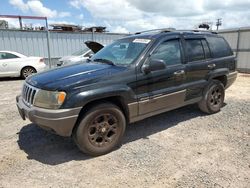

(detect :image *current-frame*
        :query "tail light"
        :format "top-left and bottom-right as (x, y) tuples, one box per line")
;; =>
(39, 58), (44, 63)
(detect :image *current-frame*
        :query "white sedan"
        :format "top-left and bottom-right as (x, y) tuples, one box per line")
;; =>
(0, 51), (46, 79)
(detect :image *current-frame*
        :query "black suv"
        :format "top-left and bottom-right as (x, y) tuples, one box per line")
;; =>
(16, 29), (237, 156)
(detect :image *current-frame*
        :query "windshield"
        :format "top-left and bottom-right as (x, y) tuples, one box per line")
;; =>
(91, 38), (151, 66)
(71, 46), (90, 56)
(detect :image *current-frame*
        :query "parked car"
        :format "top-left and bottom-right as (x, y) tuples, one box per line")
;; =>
(16, 29), (237, 156)
(57, 41), (104, 66)
(0, 51), (46, 78)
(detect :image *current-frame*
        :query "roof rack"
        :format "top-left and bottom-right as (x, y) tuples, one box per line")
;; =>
(192, 30), (218, 34)
(135, 28), (176, 35)
(177, 30), (218, 34)
(134, 28), (217, 35)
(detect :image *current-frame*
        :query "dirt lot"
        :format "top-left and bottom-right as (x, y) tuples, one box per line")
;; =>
(0, 74), (249, 188)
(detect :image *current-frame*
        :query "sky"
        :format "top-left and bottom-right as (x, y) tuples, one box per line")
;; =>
(0, 0), (250, 33)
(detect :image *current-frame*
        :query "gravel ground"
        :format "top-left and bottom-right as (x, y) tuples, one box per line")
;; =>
(0, 74), (249, 188)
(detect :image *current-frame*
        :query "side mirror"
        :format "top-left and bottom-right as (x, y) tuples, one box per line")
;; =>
(142, 59), (166, 74)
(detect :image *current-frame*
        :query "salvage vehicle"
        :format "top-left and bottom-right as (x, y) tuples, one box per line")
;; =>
(0, 51), (46, 78)
(16, 29), (237, 156)
(57, 41), (104, 66)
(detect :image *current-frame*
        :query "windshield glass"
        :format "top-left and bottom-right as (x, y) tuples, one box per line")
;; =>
(91, 38), (151, 66)
(71, 46), (90, 56)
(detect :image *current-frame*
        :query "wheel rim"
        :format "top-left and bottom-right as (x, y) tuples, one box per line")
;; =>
(209, 86), (223, 108)
(23, 68), (35, 78)
(87, 113), (119, 148)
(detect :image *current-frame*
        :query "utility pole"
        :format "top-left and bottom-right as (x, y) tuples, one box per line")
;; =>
(18, 16), (22, 30)
(216, 18), (222, 30)
(92, 27), (96, 41)
(45, 17), (52, 69)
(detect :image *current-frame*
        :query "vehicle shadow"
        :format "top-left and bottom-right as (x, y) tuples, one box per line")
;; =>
(17, 104), (207, 165)
(0, 77), (23, 81)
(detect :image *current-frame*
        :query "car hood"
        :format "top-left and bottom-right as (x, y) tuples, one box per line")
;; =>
(26, 63), (127, 91)
(59, 56), (76, 62)
(85, 41), (104, 53)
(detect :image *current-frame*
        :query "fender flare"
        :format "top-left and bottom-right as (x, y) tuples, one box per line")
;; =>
(207, 68), (229, 81)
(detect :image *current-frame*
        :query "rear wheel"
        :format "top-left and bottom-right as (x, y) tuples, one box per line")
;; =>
(198, 80), (225, 114)
(73, 103), (126, 156)
(21, 67), (36, 79)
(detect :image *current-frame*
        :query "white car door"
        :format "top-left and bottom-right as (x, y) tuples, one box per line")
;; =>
(0, 52), (21, 77)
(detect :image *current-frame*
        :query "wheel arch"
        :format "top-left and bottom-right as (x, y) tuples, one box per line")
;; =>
(212, 75), (227, 87)
(20, 66), (37, 77)
(207, 68), (229, 87)
(72, 96), (129, 136)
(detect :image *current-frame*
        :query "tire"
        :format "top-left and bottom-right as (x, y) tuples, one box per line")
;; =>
(73, 103), (126, 156)
(21, 67), (36, 79)
(198, 80), (225, 114)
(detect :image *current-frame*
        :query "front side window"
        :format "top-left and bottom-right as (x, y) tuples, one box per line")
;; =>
(185, 39), (205, 62)
(91, 38), (151, 66)
(84, 51), (94, 57)
(72, 48), (90, 56)
(150, 39), (182, 66)
(0, 52), (19, 59)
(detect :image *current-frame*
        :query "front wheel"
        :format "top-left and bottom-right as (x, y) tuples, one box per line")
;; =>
(73, 103), (126, 156)
(198, 80), (225, 114)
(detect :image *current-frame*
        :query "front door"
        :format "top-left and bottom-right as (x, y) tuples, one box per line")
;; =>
(0, 52), (20, 77)
(138, 38), (186, 115)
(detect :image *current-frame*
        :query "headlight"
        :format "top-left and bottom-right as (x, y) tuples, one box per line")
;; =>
(33, 90), (66, 109)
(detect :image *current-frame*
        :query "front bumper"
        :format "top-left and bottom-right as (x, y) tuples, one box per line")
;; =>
(16, 95), (81, 137)
(226, 71), (238, 89)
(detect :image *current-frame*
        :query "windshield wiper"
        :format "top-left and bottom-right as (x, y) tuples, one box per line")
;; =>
(93, 58), (115, 66)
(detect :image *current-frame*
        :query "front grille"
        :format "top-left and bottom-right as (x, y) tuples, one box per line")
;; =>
(22, 83), (38, 106)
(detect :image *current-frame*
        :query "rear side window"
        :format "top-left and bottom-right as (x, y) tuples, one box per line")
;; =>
(185, 39), (205, 62)
(206, 37), (233, 58)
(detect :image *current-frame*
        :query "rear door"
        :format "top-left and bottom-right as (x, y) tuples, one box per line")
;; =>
(138, 37), (186, 115)
(206, 36), (235, 71)
(183, 36), (213, 100)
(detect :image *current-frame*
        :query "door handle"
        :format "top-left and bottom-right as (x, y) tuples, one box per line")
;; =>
(3, 63), (7, 67)
(208, 64), (216, 69)
(174, 70), (185, 76)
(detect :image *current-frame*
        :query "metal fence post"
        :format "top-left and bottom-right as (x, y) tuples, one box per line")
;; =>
(45, 18), (52, 68)
(92, 27), (96, 41)
(236, 29), (241, 58)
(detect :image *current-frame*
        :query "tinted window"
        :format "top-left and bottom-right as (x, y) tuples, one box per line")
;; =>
(151, 40), (181, 66)
(0, 52), (19, 59)
(185, 39), (205, 62)
(207, 37), (233, 58)
(84, 51), (94, 57)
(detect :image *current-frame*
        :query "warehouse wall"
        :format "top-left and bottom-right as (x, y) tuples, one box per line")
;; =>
(218, 27), (250, 73)
(1, 29), (249, 72)
(0, 29), (125, 58)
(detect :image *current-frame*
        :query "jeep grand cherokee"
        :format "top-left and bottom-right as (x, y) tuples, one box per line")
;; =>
(16, 29), (237, 156)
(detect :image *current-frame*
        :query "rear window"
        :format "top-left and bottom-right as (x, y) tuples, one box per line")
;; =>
(0, 52), (19, 59)
(206, 37), (233, 58)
